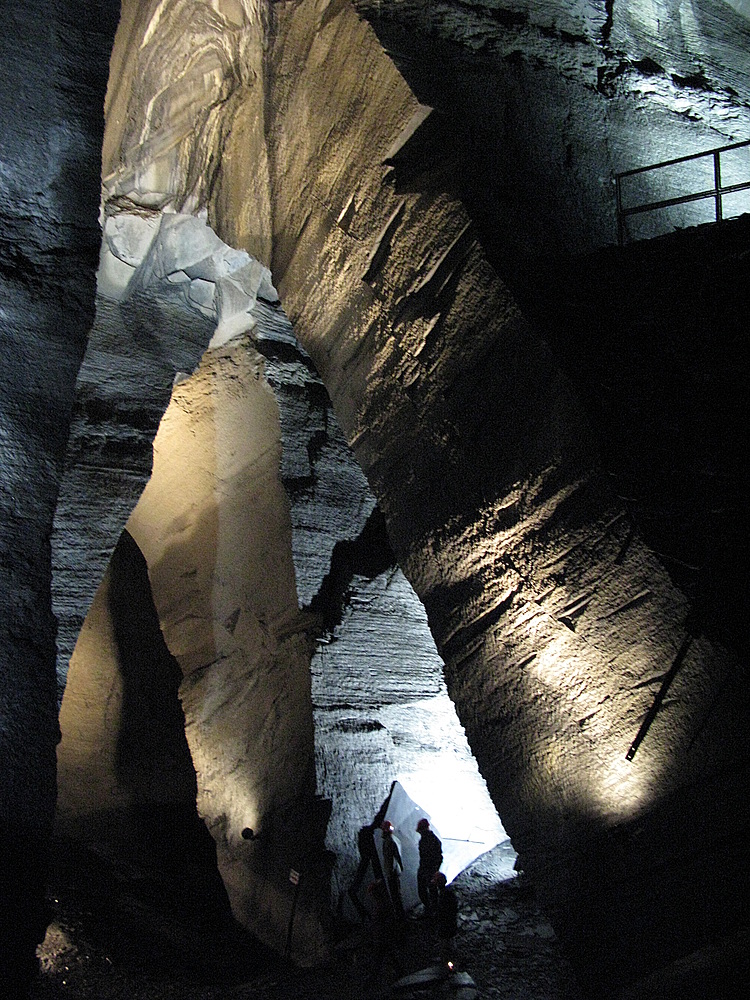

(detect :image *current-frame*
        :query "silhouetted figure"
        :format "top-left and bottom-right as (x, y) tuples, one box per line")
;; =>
(416, 817), (443, 918)
(432, 871), (458, 968)
(349, 821), (382, 920)
(380, 820), (405, 921)
(367, 878), (403, 976)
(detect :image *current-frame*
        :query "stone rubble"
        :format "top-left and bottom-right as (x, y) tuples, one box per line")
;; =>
(31, 842), (580, 1000)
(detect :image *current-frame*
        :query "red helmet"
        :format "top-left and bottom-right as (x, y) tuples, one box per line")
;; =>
(381, 820), (393, 833)
(416, 818), (430, 833)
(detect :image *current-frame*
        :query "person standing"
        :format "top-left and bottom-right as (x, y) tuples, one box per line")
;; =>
(380, 820), (405, 921)
(416, 817), (442, 918)
(349, 821), (382, 921)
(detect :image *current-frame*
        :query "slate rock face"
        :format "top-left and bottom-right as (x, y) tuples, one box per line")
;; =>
(56, 529), (199, 838)
(223, 0), (750, 988)
(6, 1), (750, 993)
(52, 289), (215, 699)
(57, 275), (506, 960)
(258, 304), (378, 611)
(0, 1), (119, 989)
(53, 209), (280, 697)
(353, 0), (750, 274)
(55, 277), (330, 962)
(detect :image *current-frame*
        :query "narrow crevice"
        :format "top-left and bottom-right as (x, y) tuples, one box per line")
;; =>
(306, 506), (395, 636)
(441, 587), (519, 661)
(597, 55), (665, 96)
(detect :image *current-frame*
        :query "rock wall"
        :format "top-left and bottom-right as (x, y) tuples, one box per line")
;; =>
(57, 275), (508, 959)
(0, 1), (118, 989)
(53, 210), (280, 697)
(353, 1), (750, 274)
(57, 529), (198, 836)
(124, 324), (330, 962)
(53, 0), (750, 988)
(56, 246), (331, 960)
(5, 0), (750, 993)
(312, 561), (511, 913)
(269, 323), (509, 908)
(52, 283), (216, 698)
(236, 0), (750, 989)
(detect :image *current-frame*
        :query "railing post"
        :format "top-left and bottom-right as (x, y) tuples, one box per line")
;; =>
(714, 149), (723, 222)
(615, 174), (624, 246)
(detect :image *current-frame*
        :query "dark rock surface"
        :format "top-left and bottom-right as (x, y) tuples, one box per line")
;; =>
(54, 275), (505, 961)
(354, 0), (750, 278)
(514, 212), (750, 662)
(256, 5), (750, 990)
(30, 842), (580, 1000)
(1, 1), (119, 989)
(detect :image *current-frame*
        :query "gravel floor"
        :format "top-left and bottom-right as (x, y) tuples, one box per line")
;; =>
(30, 842), (581, 1000)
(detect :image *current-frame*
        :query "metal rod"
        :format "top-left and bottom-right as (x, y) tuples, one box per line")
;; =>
(626, 634), (693, 761)
(714, 149), (723, 222)
(619, 178), (750, 219)
(614, 139), (750, 243)
(615, 138), (750, 180)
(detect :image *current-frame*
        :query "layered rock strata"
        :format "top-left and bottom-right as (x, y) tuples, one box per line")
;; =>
(64, 0), (750, 987)
(4, 0), (750, 993)
(244, 0), (750, 987)
(52, 288), (215, 698)
(53, 209), (279, 696)
(269, 326), (508, 903)
(57, 276), (507, 958)
(57, 281), (329, 961)
(353, 1), (750, 270)
(0, 1), (119, 989)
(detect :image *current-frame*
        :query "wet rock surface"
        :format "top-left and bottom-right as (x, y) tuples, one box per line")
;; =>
(31, 842), (580, 1000)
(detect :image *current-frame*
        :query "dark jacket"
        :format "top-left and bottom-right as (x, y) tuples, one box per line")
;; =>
(418, 829), (443, 873)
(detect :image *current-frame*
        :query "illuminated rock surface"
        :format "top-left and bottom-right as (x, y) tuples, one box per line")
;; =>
(245, 6), (750, 989)
(57, 286), (507, 960)
(3, 1), (750, 996)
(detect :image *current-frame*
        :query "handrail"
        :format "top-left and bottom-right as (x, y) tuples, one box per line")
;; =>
(615, 138), (750, 245)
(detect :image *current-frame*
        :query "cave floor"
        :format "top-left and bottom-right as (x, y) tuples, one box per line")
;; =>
(30, 843), (580, 1000)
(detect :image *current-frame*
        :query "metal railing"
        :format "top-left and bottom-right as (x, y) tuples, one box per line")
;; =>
(615, 138), (750, 245)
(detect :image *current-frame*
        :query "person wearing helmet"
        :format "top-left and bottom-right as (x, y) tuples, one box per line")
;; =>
(416, 817), (443, 918)
(380, 820), (405, 921)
